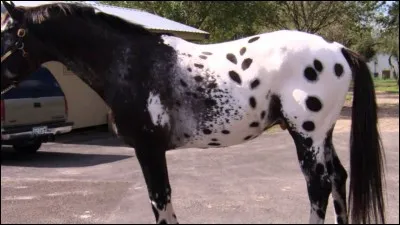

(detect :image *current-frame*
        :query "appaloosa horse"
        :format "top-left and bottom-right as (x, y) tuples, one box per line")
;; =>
(1, 1), (386, 224)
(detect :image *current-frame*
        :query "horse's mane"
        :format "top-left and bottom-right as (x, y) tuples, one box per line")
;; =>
(20, 2), (153, 36)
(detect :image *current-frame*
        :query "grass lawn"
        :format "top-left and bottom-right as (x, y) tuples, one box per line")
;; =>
(373, 78), (399, 94)
(346, 78), (399, 101)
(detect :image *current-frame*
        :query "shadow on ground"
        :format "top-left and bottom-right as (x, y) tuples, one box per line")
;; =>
(0, 146), (132, 168)
(51, 125), (127, 147)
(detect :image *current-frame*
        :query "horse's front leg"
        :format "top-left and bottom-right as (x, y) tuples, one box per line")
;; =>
(135, 144), (178, 224)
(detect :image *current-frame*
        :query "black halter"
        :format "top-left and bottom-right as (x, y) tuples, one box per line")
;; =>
(1, 27), (28, 95)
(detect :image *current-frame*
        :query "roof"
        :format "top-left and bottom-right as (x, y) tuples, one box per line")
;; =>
(3, 1), (209, 40)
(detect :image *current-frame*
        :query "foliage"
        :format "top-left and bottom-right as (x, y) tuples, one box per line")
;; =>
(100, 1), (395, 63)
(376, 1), (399, 86)
(101, 1), (272, 43)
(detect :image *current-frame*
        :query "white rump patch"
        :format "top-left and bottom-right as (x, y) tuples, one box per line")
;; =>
(147, 92), (170, 127)
(292, 89), (308, 110)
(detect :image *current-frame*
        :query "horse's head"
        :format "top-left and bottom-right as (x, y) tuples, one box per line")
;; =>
(1, 1), (48, 93)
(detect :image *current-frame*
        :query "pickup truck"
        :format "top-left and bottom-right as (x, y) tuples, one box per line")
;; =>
(1, 66), (73, 153)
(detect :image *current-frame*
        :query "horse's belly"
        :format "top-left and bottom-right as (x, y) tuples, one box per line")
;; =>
(171, 95), (274, 149)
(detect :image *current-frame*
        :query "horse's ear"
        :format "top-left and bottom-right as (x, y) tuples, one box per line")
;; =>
(2, 1), (24, 21)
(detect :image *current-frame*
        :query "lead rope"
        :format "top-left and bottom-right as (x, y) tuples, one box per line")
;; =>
(1, 29), (27, 95)
(1, 84), (15, 95)
(1, 48), (18, 95)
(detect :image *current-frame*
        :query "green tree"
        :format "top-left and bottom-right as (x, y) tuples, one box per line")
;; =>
(377, 1), (399, 86)
(101, 1), (272, 43)
(100, 1), (390, 63)
(261, 1), (386, 61)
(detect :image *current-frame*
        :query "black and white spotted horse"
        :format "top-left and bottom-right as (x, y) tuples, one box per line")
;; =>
(1, 2), (386, 224)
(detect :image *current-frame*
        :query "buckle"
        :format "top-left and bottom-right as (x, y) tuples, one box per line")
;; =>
(17, 29), (26, 38)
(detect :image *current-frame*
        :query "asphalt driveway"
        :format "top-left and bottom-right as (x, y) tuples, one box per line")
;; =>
(1, 122), (399, 224)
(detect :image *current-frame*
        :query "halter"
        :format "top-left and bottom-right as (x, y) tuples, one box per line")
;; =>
(1, 27), (28, 95)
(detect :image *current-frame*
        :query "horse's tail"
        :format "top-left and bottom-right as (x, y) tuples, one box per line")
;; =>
(341, 48), (386, 224)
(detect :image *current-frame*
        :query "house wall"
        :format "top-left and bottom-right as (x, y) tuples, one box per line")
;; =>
(42, 61), (109, 129)
(367, 53), (399, 79)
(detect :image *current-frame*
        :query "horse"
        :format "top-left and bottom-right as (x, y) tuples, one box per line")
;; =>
(1, 1), (386, 224)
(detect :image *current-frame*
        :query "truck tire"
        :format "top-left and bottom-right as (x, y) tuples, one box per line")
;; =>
(13, 139), (42, 153)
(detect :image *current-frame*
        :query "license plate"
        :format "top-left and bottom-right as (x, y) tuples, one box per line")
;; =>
(32, 126), (48, 135)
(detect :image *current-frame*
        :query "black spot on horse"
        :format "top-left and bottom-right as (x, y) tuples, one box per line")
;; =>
(313, 59), (323, 72)
(197, 87), (205, 92)
(334, 63), (344, 77)
(250, 79), (260, 89)
(205, 98), (217, 107)
(222, 130), (230, 134)
(226, 53), (237, 64)
(337, 216), (344, 224)
(333, 200), (342, 215)
(317, 209), (325, 219)
(304, 137), (313, 148)
(302, 121), (315, 132)
(159, 219), (167, 224)
(194, 76), (203, 82)
(240, 47), (246, 55)
(228, 71), (242, 85)
(184, 133), (190, 138)
(306, 96), (323, 112)
(304, 67), (318, 81)
(242, 58), (253, 71)
(248, 36), (260, 43)
(316, 163), (325, 175)
(203, 129), (212, 135)
(180, 79), (188, 87)
(244, 135), (253, 140)
(250, 122), (259, 127)
(199, 55), (207, 60)
(327, 161), (333, 175)
(194, 63), (204, 69)
(260, 111), (266, 119)
(208, 142), (221, 146)
(187, 67), (192, 72)
(211, 138), (218, 141)
(202, 52), (212, 55)
(249, 97), (257, 108)
(175, 101), (181, 107)
(207, 82), (217, 89)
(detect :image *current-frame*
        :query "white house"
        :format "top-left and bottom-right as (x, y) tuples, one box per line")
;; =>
(367, 53), (399, 79)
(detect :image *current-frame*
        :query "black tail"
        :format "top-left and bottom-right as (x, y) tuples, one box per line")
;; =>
(341, 48), (386, 224)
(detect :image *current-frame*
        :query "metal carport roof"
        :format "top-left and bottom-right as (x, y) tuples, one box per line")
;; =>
(2, 1), (210, 41)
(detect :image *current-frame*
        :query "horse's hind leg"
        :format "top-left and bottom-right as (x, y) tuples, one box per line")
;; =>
(325, 128), (348, 224)
(285, 124), (332, 223)
(134, 142), (178, 224)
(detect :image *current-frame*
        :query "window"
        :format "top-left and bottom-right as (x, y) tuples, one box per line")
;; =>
(2, 67), (64, 99)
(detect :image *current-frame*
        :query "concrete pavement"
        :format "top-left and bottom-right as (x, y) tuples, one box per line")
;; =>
(1, 126), (398, 224)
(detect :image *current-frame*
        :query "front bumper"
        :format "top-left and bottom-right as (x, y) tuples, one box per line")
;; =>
(1, 122), (74, 143)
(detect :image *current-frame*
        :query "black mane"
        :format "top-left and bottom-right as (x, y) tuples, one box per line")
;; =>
(20, 2), (153, 36)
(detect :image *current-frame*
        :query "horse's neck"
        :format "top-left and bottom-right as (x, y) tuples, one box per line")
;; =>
(37, 21), (126, 98)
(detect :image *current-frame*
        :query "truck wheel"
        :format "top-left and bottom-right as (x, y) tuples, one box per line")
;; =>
(13, 140), (42, 153)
